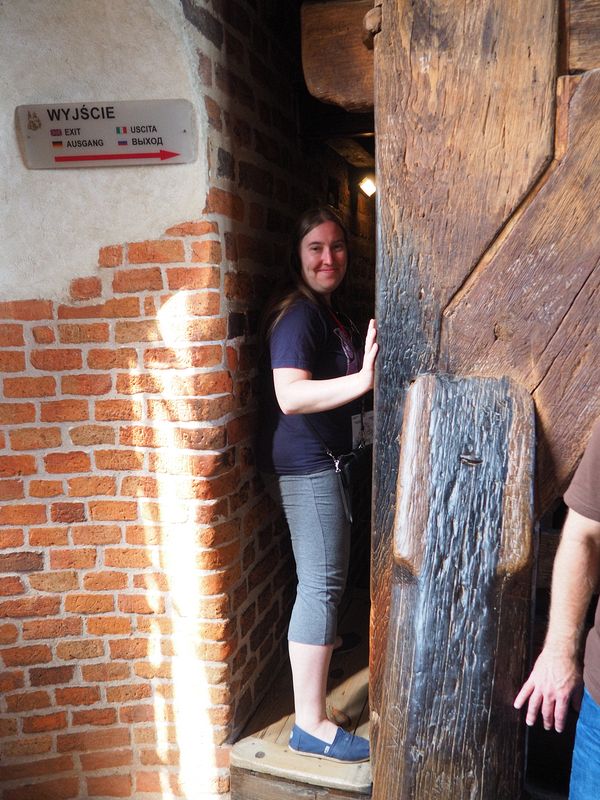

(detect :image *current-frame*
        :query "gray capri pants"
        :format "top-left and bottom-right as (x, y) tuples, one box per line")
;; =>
(268, 468), (351, 645)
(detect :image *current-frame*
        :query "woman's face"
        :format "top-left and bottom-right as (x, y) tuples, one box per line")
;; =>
(299, 220), (347, 302)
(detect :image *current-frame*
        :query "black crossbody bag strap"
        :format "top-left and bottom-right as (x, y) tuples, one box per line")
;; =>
(302, 402), (365, 474)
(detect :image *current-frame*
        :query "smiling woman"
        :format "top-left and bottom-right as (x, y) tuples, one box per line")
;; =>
(257, 207), (378, 764)
(299, 220), (348, 300)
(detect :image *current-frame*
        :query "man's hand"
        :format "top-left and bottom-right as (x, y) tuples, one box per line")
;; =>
(514, 647), (583, 732)
(514, 509), (600, 733)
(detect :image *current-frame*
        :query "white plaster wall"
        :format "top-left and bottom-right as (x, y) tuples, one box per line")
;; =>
(0, 0), (207, 301)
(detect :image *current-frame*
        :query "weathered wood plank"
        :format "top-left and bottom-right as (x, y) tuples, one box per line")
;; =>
(301, 1), (374, 113)
(533, 271), (600, 512)
(231, 767), (371, 800)
(372, 375), (535, 800)
(568, 0), (600, 71)
(232, 737), (371, 795)
(442, 70), (600, 513)
(375, 0), (557, 369)
(371, 0), (557, 750)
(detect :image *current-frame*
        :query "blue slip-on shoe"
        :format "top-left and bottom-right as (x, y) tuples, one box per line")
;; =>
(289, 724), (370, 763)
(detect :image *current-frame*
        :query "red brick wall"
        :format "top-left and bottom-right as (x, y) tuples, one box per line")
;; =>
(0, 3), (375, 799)
(0, 220), (241, 798)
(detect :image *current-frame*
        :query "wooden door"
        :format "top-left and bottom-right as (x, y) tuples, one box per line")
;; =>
(370, 0), (600, 795)
(301, 1), (600, 795)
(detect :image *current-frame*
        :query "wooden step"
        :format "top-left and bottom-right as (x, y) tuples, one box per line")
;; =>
(231, 592), (372, 799)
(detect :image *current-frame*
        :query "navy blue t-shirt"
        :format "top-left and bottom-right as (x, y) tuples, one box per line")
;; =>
(258, 299), (363, 475)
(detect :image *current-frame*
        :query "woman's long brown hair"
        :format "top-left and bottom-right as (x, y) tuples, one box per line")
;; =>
(261, 206), (349, 341)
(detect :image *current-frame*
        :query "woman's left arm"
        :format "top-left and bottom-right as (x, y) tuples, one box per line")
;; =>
(273, 318), (378, 415)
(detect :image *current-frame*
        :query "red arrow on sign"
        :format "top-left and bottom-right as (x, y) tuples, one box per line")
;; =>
(54, 149), (180, 163)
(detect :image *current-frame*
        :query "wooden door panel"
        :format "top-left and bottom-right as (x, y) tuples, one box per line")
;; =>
(371, 0), (557, 740)
(568, 0), (600, 71)
(375, 0), (557, 360)
(534, 267), (600, 511)
(443, 69), (600, 514)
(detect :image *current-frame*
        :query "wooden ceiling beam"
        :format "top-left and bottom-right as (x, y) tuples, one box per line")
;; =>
(301, 0), (375, 113)
(298, 91), (374, 139)
(325, 137), (375, 168)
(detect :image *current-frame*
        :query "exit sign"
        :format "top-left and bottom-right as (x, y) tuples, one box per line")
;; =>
(16, 99), (197, 169)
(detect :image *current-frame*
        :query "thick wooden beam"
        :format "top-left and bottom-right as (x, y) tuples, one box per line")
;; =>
(301, 1), (374, 113)
(568, 0), (600, 71)
(298, 92), (374, 140)
(373, 375), (535, 800)
(442, 70), (600, 513)
(371, 0), (557, 749)
(326, 138), (375, 168)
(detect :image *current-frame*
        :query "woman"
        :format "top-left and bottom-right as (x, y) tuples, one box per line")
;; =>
(258, 207), (378, 763)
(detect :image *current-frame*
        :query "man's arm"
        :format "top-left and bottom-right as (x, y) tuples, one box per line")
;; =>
(513, 509), (600, 732)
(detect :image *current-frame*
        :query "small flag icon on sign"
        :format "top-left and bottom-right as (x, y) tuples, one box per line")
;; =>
(116, 126), (127, 134)
(52, 141), (63, 148)
(118, 140), (128, 146)
(50, 129), (62, 136)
